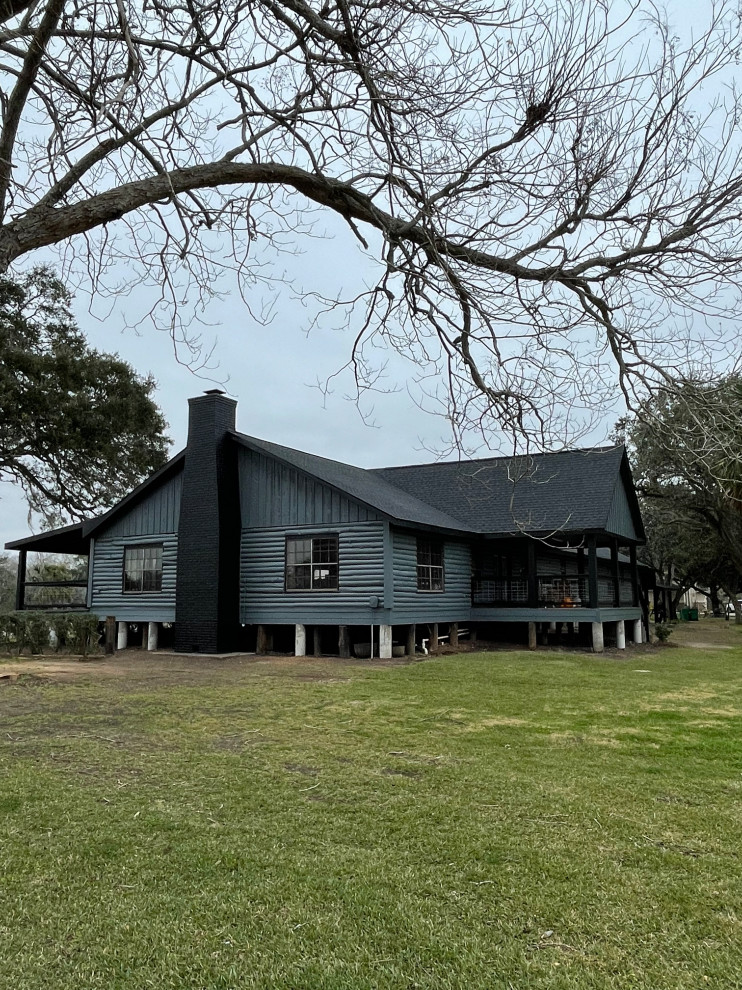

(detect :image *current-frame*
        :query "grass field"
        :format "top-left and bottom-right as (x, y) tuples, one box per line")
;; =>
(1, 621), (742, 988)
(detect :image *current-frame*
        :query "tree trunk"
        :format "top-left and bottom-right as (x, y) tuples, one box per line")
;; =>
(669, 586), (682, 621)
(709, 585), (722, 617)
(721, 584), (742, 624)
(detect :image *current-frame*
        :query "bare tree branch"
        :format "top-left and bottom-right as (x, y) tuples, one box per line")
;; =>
(0, 0), (741, 447)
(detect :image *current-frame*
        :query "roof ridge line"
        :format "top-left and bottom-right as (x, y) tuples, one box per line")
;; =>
(372, 444), (624, 473)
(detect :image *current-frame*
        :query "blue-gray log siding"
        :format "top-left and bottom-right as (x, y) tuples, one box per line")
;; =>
(87, 472), (182, 620)
(606, 476), (639, 541)
(240, 521), (385, 624)
(89, 534), (178, 621)
(390, 529), (471, 624)
(239, 448), (380, 528)
(97, 471), (182, 539)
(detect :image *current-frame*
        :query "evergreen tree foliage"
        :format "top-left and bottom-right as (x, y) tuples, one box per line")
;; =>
(0, 267), (169, 519)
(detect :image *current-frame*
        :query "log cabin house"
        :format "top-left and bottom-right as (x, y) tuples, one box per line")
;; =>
(6, 391), (651, 656)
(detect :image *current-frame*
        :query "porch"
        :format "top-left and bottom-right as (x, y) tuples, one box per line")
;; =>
(471, 535), (642, 609)
(469, 534), (649, 649)
(7, 523), (91, 612)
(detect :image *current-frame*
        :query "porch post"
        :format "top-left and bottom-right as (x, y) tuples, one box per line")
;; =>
(629, 546), (639, 606)
(577, 546), (586, 605)
(587, 536), (599, 608)
(527, 540), (538, 607)
(611, 540), (620, 607)
(15, 549), (27, 611)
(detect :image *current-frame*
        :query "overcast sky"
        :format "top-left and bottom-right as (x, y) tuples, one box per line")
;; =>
(1, 212), (623, 553)
(0, 218), (573, 551)
(0, 0), (718, 554)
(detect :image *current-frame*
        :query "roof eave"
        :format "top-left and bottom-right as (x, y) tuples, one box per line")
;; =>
(5, 521), (89, 555)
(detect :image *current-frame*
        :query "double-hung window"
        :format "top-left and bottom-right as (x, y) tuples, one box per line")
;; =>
(123, 544), (163, 593)
(417, 539), (444, 591)
(286, 534), (339, 591)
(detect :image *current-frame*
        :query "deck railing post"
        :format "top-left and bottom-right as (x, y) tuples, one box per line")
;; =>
(611, 540), (620, 607)
(629, 546), (639, 607)
(587, 537), (599, 608)
(527, 541), (538, 607)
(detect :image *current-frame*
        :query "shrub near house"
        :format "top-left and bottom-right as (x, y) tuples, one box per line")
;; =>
(0, 612), (100, 656)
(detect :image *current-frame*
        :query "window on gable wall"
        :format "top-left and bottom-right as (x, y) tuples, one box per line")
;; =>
(285, 534), (339, 591)
(123, 544), (163, 593)
(417, 538), (444, 591)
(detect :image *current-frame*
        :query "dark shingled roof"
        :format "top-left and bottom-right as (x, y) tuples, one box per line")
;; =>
(6, 433), (641, 554)
(231, 432), (468, 532)
(234, 433), (640, 539)
(371, 446), (632, 536)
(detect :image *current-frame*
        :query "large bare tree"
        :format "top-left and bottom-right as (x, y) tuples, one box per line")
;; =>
(0, 0), (741, 447)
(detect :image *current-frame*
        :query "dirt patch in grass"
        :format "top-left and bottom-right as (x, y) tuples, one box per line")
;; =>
(0, 649), (385, 689)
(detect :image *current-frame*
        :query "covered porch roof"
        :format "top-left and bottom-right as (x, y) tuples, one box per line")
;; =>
(4, 521), (91, 556)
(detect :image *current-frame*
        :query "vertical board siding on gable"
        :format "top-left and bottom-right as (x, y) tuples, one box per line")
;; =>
(606, 477), (638, 542)
(89, 472), (182, 621)
(240, 521), (385, 624)
(98, 472), (182, 538)
(238, 448), (379, 528)
(89, 534), (177, 621)
(391, 528), (471, 623)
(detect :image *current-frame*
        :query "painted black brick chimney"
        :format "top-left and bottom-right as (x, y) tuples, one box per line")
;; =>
(174, 391), (241, 653)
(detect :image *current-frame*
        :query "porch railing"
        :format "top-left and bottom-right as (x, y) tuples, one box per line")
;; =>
(472, 575), (628, 608)
(21, 581), (88, 610)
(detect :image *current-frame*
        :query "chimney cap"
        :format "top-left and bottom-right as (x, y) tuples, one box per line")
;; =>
(203, 388), (226, 396)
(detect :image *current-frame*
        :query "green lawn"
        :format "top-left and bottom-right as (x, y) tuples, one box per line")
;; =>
(2, 626), (742, 988)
